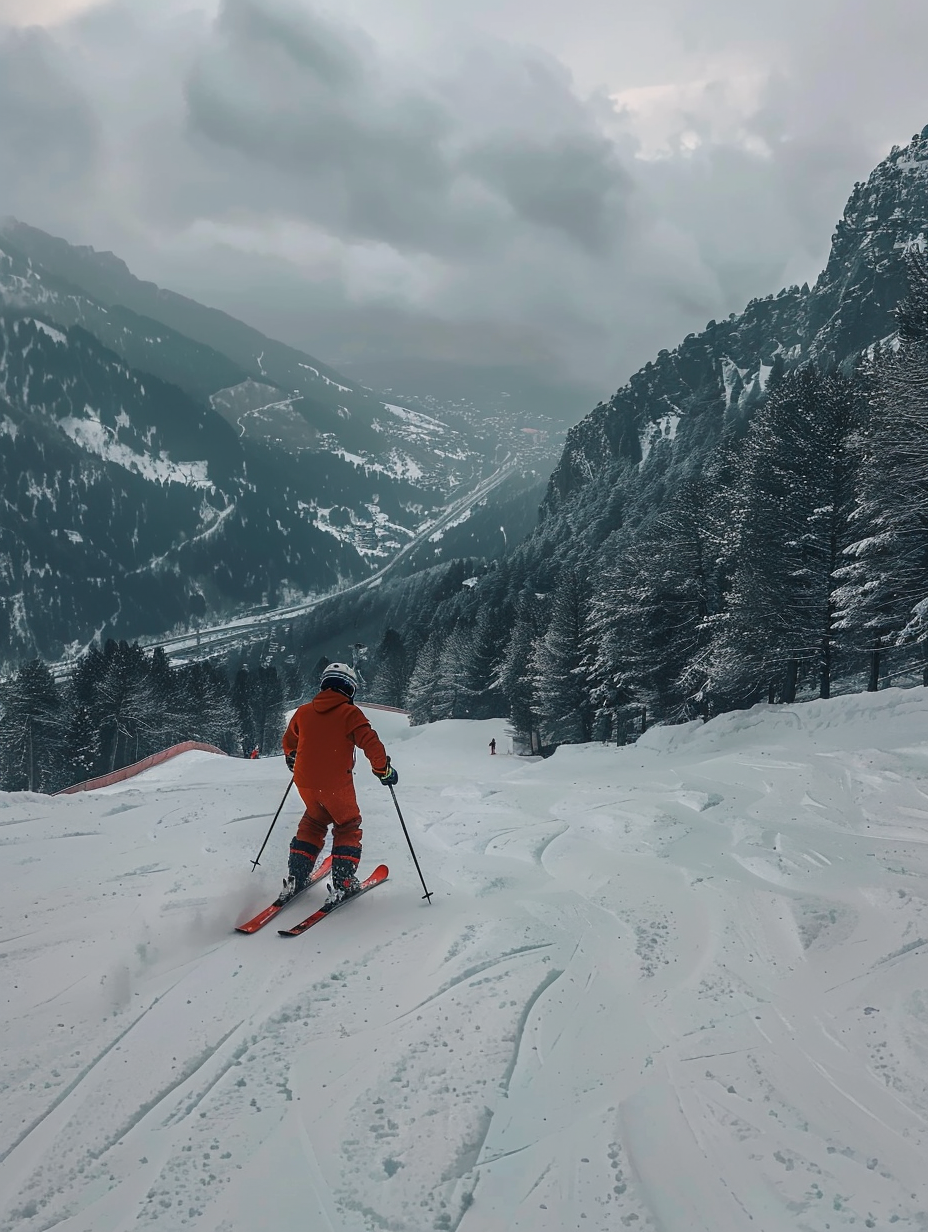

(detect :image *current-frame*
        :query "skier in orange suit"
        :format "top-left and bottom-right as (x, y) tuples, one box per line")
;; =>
(278, 663), (397, 906)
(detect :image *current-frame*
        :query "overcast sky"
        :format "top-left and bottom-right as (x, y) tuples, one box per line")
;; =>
(1, 0), (927, 395)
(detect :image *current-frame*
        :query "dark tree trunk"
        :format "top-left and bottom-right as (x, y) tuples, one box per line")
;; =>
(868, 644), (881, 693)
(783, 659), (799, 704)
(26, 716), (35, 793)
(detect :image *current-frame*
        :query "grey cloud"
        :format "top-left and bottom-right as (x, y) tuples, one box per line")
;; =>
(464, 132), (631, 252)
(0, 26), (99, 219)
(184, 0), (462, 252)
(218, 0), (363, 89)
(8, 0), (928, 392)
(183, 1), (636, 262)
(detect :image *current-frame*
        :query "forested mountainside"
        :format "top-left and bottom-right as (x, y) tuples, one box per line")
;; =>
(310, 126), (928, 745)
(0, 221), (484, 482)
(0, 226), (555, 661)
(1, 218), (393, 454)
(0, 316), (417, 658)
(549, 125), (928, 506)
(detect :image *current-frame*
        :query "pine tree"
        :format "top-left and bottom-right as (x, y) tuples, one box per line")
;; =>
(496, 600), (543, 753)
(533, 569), (594, 744)
(460, 583), (512, 719)
(283, 655), (305, 705)
(95, 641), (158, 771)
(231, 666), (257, 755)
(177, 661), (239, 751)
(404, 631), (443, 725)
(0, 659), (65, 792)
(589, 476), (721, 725)
(836, 254), (928, 682)
(63, 703), (99, 786)
(66, 646), (108, 779)
(369, 629), (407, 706)
(252, 664), (285, 755)
(432, 624), (473, 720)
(145, 647), (178, 755)
(707, 366), (862, 705)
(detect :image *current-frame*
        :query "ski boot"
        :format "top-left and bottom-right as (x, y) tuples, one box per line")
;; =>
(325, 851), (362, 906)
(274, 842), (318, 906)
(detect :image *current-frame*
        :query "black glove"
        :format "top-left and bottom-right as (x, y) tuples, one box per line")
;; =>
(285, 750), (297, 772)
(374, 757), (398, 787)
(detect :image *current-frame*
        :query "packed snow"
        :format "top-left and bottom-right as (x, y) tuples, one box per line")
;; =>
(4, 690), (928, 1231)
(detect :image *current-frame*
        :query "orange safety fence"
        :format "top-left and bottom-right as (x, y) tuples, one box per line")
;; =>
(55, 741), (229, 795)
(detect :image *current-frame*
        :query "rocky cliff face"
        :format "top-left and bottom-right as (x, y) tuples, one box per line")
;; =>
(547, 125), (928, 508)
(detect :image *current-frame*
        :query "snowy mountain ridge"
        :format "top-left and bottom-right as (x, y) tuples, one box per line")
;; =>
(4, 690), (928, 1230)
(0, 218), (484, 492)
(548, 124), (928, 506)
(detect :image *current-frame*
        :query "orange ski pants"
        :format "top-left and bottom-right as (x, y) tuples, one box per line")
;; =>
(291, 786), (363, 866)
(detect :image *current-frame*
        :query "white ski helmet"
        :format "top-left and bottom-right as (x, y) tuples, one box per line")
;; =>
(320, 662), (359, 699)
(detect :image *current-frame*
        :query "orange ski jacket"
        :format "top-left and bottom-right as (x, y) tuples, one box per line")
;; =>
(282, 690), (389, 795)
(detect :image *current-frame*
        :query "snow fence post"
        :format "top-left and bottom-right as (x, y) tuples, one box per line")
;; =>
(388, 784), (433, 904)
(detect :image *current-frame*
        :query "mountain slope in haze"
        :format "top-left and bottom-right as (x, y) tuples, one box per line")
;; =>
(0, 226), (556, 660)
(0, 220), (483, 487)
(547, 124), (928, 507)
(0, 315), (413, 657)
(3, 692), (928, 1230)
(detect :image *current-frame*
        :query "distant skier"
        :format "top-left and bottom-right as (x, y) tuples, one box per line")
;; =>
(249, 746), (260, 760)
(489, 738), (496, 755)
(278, 663), (397, 906)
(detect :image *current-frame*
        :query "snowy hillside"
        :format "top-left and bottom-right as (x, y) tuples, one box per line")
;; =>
(4, 692), (928, 1231)
(0, 222), (554, 659)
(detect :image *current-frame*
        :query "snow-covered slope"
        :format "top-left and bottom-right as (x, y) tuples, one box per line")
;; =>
(4, 692), (928, 1231)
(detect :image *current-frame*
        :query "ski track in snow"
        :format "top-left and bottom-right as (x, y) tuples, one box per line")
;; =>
(4, 695), (928, 1229)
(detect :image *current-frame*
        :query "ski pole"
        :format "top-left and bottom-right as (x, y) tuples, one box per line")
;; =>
(250, 777), (294, 870)
(388, 785), (433, 904)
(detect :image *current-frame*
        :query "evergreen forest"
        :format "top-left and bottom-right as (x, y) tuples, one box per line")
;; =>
(0, 641), (286, 793)
(348, 252), (928, 750)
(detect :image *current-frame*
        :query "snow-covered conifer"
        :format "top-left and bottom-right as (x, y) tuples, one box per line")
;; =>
(404, 632), (443, 725)
(589, 476), (721, 725)
(369, 629), (408, 707)
(95, 640), (159, 772)
(708, 367), (862, 704)
(0, 659), (65, 792)
(533, 570), (594, 744)
(495, 600), (542, 753)
(836, 253), (928, 681)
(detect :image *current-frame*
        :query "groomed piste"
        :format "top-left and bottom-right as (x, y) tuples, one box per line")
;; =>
(3, 692), (928, 1231)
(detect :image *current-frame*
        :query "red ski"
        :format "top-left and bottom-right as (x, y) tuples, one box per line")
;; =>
(235, 855), (333, 934)
(278, 865), (389, 936)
